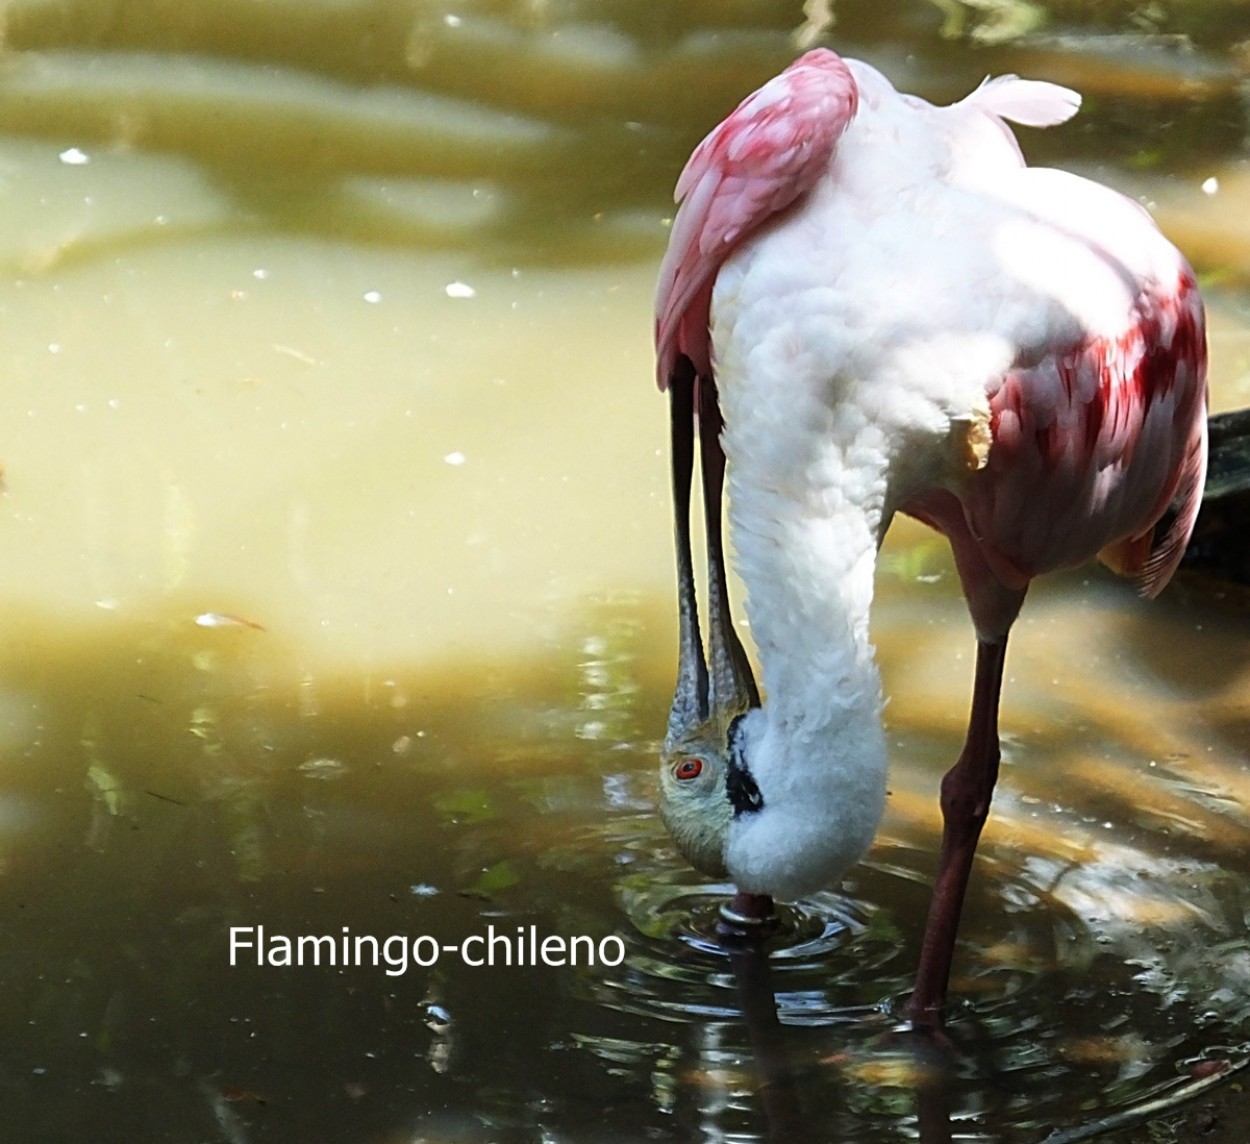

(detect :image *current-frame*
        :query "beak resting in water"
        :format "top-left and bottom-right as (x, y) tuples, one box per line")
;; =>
(660, 356), (772, 928)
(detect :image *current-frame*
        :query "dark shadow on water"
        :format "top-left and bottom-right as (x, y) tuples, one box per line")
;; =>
(0, 592), (1248, 1141)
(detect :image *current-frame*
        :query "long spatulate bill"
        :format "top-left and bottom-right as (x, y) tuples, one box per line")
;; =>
(697, 375), (759, 723)
(665, 356), (710, 753)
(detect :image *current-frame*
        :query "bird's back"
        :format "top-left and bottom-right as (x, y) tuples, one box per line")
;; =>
(702, 59), (1208, 599)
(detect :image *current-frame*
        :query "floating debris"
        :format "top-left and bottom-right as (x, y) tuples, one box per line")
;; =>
(194, 612), (266, 631)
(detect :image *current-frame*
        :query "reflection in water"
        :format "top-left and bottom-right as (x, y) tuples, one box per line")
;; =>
(0, 1), (1249, 1141)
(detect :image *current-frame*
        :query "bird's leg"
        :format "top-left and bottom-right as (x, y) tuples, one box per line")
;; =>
(718, 889), (778, 934)
(907, 636), (1008, 1027)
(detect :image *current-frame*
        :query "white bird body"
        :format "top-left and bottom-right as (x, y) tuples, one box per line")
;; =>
(655, 49), (1207, 1012)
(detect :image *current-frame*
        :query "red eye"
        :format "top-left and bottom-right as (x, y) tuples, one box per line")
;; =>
(675, 757), (703, 780)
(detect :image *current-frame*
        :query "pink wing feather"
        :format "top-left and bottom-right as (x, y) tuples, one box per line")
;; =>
(968, 269), (1209, 599)
(654, 49), (859, 389)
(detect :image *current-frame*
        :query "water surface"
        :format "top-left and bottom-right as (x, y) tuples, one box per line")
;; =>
(2, 2), (1250, 1141)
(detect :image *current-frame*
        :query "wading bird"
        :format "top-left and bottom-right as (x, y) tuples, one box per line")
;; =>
(654, 48), (1208, 1027)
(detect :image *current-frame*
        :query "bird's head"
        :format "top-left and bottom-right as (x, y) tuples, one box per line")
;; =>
(662, 697), (887, 903)
(660, 705), (771, 880)
(655, 735), (730, 875)
(658, 733), (733, 878)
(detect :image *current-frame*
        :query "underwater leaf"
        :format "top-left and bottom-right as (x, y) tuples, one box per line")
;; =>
(466, 859), (521, 898)
(86, 763), (124, 816)
(188, 704), (224, 756)
(434, 788), (498, 825)
(930, 0), (1045, 44)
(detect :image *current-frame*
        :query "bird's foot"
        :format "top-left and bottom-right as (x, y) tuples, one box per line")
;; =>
(716, 891), (777, 940)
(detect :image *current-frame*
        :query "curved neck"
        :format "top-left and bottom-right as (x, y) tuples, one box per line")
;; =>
(716, 421), (893, 898)
(724, 423), (889, 744)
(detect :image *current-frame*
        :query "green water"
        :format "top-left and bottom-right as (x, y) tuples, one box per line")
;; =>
(1, 2), (1249, 1141)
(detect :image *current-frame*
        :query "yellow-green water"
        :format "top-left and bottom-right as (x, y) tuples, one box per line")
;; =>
(2, 2), (1250, 1141)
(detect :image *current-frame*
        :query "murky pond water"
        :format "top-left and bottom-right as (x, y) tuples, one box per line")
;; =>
(2, 2), (1250, 1141)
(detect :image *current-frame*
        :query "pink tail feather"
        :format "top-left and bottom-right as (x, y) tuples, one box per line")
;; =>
(1140, 413), (1208, 597)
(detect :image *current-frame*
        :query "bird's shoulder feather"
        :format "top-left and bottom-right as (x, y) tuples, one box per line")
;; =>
(654, 49), (858, 388)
